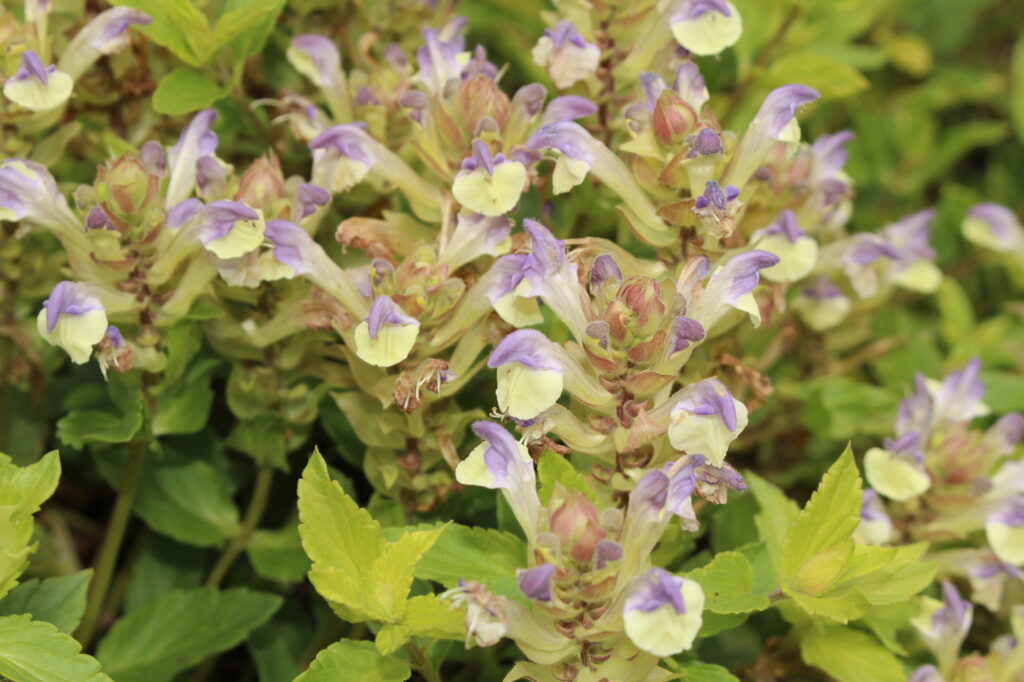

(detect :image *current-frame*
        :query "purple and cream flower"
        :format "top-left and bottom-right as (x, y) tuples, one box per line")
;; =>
(882, 209), (941, 293)
(517, 563), (556, 602)
(452, 140), (527, 217)
(986, 496), (1024, 566)
(687, 249), (779, 333)
(669, 0), (743, 56)
(36, 281), (109, 364)
(694, 459), (747, 504)
(415, 18), (470, 94)
(353, 295), (420, 367)
(481, 254), (545, 328)
(438, 213), (511, 269)
(792, 277), (851, 332)
(0, 158), (74, 228)
(864, 432), (931, 502)
(669, 379), (748, 466)
(196, 200), (265, 259)
(57, 8), (151, 80)
(912, 581), (973, 675)
(3, 50), (72, 112)
(750, 210), (818, 282)
(531, 20), (600, 89)
(692, 180), (741, 238)
(488, 329), (564, 420)
(296, 183), (330, 219)
(518, 219), (590, 337)
(963, 203), (1024, 254)
(166, 109), (221, 207)
(455, 421), (541, 540)
(287, 35), (352, 122)
(855, 489), (895, 545)
(622, 568), (705, 656)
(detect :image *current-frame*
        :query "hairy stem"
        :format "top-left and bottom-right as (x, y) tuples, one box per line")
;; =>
(404, 640), (442, 682)
(75, 437), (148, 648)
(204, 464), (275, 588)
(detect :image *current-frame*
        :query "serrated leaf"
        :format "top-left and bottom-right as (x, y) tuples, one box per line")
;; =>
(800, 623), (904, 682)
(685, 552), (770, 614)
(0, 615), (111, 682)
(1013, 34), (1024, 143)
(110, 0), (214, 66)
(858, 602), (919, 656)
(246, 523), (310, 584)
(764, 51), (869, 100)
(746, 471), (798, 579)
(213, 0), (286, 60)
(782, 446), (861, 594)
(152, 69), (226, 116)
(0, 452), (61, 601)
(295, 639), (410, 682)
(0, 571), (91, 634)
(370, 527), (446, 618)
(677, 660), (740, 680)
(95, 588), (281, 682)
(150, 358), (219, 436)
(374, 624), (407, 656)
(401, 594), (464, 638)
(537, 450), (595, 504)
(788, 586), (870, 624)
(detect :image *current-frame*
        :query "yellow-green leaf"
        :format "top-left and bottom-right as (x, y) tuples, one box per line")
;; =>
(686, 552), (771, 614)
(800, 623), (905, 682)
(370, 526), (447, 619)
(764, 51), (869, 100)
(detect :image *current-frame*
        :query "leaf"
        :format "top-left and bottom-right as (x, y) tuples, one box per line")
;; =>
(800, 623), (905, 682)
(295, 639), (410, 682)
(936, 277), (975, 345)
(685, 552), (770, 614)
(782, 446), (861, 595)
(56, 378), (143, 449)
(385, 523), (525, 598)
(537, 450), (595, 504)
(764, 51), (869, 100)
(371, 527), (447, 618)
(95, 588), (281, 682)
(0, 571), (92, 634)
(110, 0), (214, 66)
(859, 601), (919, 656)
(152, 68), (226, 116)
(849, 546), (936, 606)
(151, 358), (219, 436)
(213, 0), (287, 61)
(226, 419), (289, 470)
(248, 610), (311, 682)
(0, 452), (61, 601)
(746, 471), (799, 581)
(677, 660), (740, 681)
(399, 594), (464, 640)
(1013, 33), (1024, 143)
(122, 536), (204, 612)
(0, 615), (111, 682)
(246, 523), (311, 584)
(788, 587), (870, 623)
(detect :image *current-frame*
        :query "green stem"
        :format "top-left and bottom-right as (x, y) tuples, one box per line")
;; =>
(404, 641), (442, 682)
(204, 465), (274, 588)
(75, 438), (148, 648)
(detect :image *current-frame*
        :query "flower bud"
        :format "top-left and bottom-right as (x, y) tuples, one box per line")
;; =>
(549, 490), (606, 564)
(235, 155), (285, 210)
(653, 91), (698, 146)
(96, 153), (161, 219)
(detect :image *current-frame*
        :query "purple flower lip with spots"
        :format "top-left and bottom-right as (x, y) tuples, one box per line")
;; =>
(545, 19), (588, 48)
(802, 277), (843, 300)
(199, 200), (259, 244)
(672, 379), (738, 430)
(86, 206), (116, 231)
(12, 51), (54, 85)
(364, 295), (418, 340)
(989, 496), (1024, 528)
(670, 316), (705, 353)
(694, 181), (739, 211)
(487, 329), (562, 372)
(517, 563), (556, 601)
(42, 281), (103, 333)
(309, 123), (374, 166)
(687, 128), (723, 157)
(755, 210), (805, 243)
(460, 140), (509, 175)
(297, 183), (330, 218)
(625, 568), (687, 614)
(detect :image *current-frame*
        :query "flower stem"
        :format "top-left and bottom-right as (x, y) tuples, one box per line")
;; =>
(75, 437), (148, 648)
(404, 640), (442, 682)
(204, 464), (275, 588)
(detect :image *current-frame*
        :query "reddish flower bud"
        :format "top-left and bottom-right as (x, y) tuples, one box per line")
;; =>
(550, 491), (606, 564)
(653, 91), (698, 146)
(235, 154), (285, 210)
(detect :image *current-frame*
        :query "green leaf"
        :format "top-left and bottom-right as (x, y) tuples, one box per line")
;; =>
(858, 601), (919, 655)
(246, 523), (311, 584)
(677, 660), (740, 681)
(788, 587), (870, 623)
(122, 536), (203, 612)
(152, 68), (226, 116)
(764, 51), (869, 100)
(213, 0), (287, 61)
(0, 571), (92, 634)
(800, 623), (905, 682)
(295, 639), (410, 682)
(848, 544), (936, 605)
(248, 610), (311, 682)
(0, 452), (61, 601)
(151, 358), (219, 436)
(95, 588), (281, 682)
(56, 378), (143, 449)
(537, 450), (595, 504)
(370, 526), (447, 618)
(110, 0), (214, 66)
(0, 615), (111, 682)
(782, 446), (861, 596)
(746, 471), (799, 582)
(936, 277), (976, 345)
(1013, 33), (1024, 143)
(685, 552), (770, 614)
(385, 523), (525, 598)
(226, 419), (289, 470)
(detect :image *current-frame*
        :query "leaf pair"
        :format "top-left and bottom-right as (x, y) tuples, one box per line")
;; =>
(297, 450), (464, 655)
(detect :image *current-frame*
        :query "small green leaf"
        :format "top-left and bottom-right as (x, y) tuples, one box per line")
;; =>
(110, 0), (213, 66)
(246, 523), (310, 584)
(56, 377), (143, 449)
(685, 552), (770, 614)
(764, 51), (869, 100)
(152, 69), (226, 116)
(746, 471), (799, 582)
(788, 587), (870, 623)
(0, 571), (92, 634)
(0, 452), (61, 601)
(781, 446), (862, 595)
(371, 526), (446, 618)
(213, 0), (287, 61)
(677, 660), (740, 681)
(0, 614), (111, 682)
(295, 639), (410, 682)
(1012, 34), (1024, 143)
(800, 623), (905, 682)
(537, 450), (595, 504)
(95, 588), (281, 682)
(151, 359), (219, 436)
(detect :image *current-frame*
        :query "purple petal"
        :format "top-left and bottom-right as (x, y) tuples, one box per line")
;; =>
(670, 316), (705, 353)
(517, 563), (556, 601)
(166, 198), (203, 230)
(754, 84), (820, 139)
(541, 96), (598, 125)
(487, 329), (562, 372)
(672, 379), (738, 430)
(365, 295), (418, 339)
(42, 281), (103, 333)
(624, 568), (688, 614)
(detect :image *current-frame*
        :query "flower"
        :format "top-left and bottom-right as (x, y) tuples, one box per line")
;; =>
(414, 18), (470, 94)
(287, 35), (352, 122)
(452, 141), (527, 216)
(309, 123), (374, 191)
(986, 496), (1024, 566)
(197, 201), (266, 259)
(692, 180), (742, 238)
(962, 203), (1024, 254)
(883, 209), (940, 293)
(532, 20), (601, 89)
(864, 433), (931, 502)
(517, 563), (556, 602)
(3, 51), (73, 112)
(855, 489), (895, 545)
(353, 296), (420, 367)
(669, 0), (743, 56)
(623, 568), (705, 656)
(455, 421), (540, 540)
(912, 581), (973, 675)
(686, 250), (780, 333)
(668, 379), (748, 466)
(792, 277), (851, 332)
(36, 281), (108, 364)
(56, 8), (151, 80)
(750, 210), (819, 283)
(488, 329), (564, 420)
(166, 110), (221, 207)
